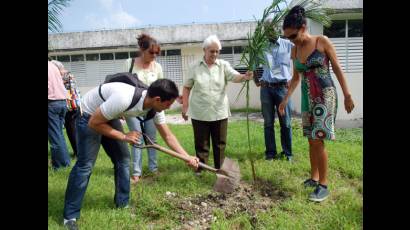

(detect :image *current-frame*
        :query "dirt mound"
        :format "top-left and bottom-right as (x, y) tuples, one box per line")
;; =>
(172, 179), (290, 229)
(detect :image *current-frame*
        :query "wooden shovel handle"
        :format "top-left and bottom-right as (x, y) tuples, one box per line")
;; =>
(138, 143), (218, 173)
(136, 133), (218, 173)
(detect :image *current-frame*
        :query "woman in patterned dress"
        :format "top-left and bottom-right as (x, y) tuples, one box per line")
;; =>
(278, 5), (355, 202)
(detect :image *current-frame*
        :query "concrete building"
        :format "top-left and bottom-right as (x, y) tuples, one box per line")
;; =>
(48, 0), (362, 122)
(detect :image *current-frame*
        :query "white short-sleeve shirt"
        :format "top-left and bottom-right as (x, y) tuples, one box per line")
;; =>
(81, 82), (165, 124)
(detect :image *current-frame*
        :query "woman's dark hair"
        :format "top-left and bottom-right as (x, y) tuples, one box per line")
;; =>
(147, 79), (179, 101)
(283, 5), (307, 30)
(137, 33), (160, 52)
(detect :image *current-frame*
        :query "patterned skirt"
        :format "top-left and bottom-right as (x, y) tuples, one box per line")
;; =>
(301, 71), (338, 140)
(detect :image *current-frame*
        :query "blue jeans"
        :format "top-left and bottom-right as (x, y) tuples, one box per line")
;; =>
(260, 85), (292, 158)
(48, 100), (70, 169)
(126, 117), (157, 176)
(63, 113), (130, 220)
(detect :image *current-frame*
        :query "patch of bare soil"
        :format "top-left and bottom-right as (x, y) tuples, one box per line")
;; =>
(169, 179), (290, 230)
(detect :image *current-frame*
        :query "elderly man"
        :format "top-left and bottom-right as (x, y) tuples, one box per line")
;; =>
(181, 34), (253, 174)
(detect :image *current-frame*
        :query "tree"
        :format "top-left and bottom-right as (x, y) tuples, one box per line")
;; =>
(48, 0), (72, 33)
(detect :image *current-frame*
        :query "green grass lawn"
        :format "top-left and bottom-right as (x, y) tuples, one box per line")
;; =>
(48, 120), (362, 229)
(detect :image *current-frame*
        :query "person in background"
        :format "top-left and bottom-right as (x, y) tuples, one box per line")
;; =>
(124, 33), (164, 184)
(51, 60), (81, 158)
(181, 34), (253, 175)
(256, 21), (294, 162)
(48, 60), (70, 169)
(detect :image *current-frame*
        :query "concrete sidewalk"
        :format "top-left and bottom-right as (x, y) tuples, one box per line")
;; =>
(165, 112), (363, 128)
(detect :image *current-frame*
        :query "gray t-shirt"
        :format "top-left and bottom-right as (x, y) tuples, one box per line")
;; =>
(81, 82), (166, 124)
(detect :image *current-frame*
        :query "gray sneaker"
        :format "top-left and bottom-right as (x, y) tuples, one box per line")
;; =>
(286, 156), (293, 162)
(308, 184), (329, 202)
(303, 179), (318, 188)
(64, 220), (79, 230)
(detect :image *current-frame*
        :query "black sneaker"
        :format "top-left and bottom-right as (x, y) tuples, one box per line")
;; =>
(303, 179), (318, 188)
(265, 155), (276, 161)
(64, 220), (79, 230)
(309, 184), (329, 202)
(279, 151), (286, 158)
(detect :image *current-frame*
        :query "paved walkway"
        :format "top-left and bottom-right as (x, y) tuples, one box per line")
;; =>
(165, 112), (363, 128)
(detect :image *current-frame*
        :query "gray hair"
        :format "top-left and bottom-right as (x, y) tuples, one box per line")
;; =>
(202, 35), (222, 50)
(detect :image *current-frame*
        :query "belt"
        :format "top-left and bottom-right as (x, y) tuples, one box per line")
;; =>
(260, 81), (288, 88)
(48, 99), (66, 102)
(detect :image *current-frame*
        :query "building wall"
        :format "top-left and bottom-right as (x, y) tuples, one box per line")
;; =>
(50, 18), (362, 121)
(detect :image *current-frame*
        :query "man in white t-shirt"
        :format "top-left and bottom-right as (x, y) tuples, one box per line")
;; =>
(62, 79), (199, 229)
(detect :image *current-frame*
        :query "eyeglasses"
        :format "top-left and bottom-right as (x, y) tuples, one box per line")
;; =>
(286, 31), (299, 40)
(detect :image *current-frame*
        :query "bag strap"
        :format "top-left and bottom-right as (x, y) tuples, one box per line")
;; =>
(98, 83), (141, 112)
(129, 58), (135, 73)
(136, 117), (147, 143)
(125, 87), (141, 111)
(98, 84), (105, 101)
(136, 109), (156, 143)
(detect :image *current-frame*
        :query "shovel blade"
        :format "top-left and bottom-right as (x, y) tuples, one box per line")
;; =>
(213, 174), (236, 193)
(213, 158), (241, 193)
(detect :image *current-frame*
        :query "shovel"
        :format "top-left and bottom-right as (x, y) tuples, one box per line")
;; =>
(133, 133), (240, 193)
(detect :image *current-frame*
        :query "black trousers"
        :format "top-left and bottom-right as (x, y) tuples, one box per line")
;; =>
(191, 118), (228, 170)
(64, 110), (78, 157)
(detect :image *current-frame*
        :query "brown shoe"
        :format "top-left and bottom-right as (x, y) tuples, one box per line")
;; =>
(130, 175), (141, 184)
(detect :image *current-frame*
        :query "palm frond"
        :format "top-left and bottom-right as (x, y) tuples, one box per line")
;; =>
(289, 0), (333, 27)
(48, 0), (72, 33)
(234, 81), (247, 103)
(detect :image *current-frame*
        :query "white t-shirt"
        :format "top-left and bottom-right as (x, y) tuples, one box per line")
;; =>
(124, 58), (164, 85)
(81, 82), (166, 124)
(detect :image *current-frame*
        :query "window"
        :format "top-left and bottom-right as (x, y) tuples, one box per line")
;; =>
(324, 20), (346, 38)
(324, 19), (363, 38)
(166, 49), (181, 56)
(71, 54), (84, 62)
(130, 51), (138, 58)
(220, 47), (232, 54)
(100, 53), (114, 60)
(115, 52), (129, 60)
(86, 53), (99, 61)
(348, 19), (363, 37)
(233, 46), (243, 54)
(57, 55), (70, 62)
(160, 50), (166, 56)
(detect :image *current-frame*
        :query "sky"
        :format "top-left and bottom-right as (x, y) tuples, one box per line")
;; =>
(58, 0), (290, 33)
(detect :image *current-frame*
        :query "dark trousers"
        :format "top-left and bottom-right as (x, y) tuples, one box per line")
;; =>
(65, 110), (78, 157)
(260, 85), (292, 158)
(191, 118), (228, 170)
